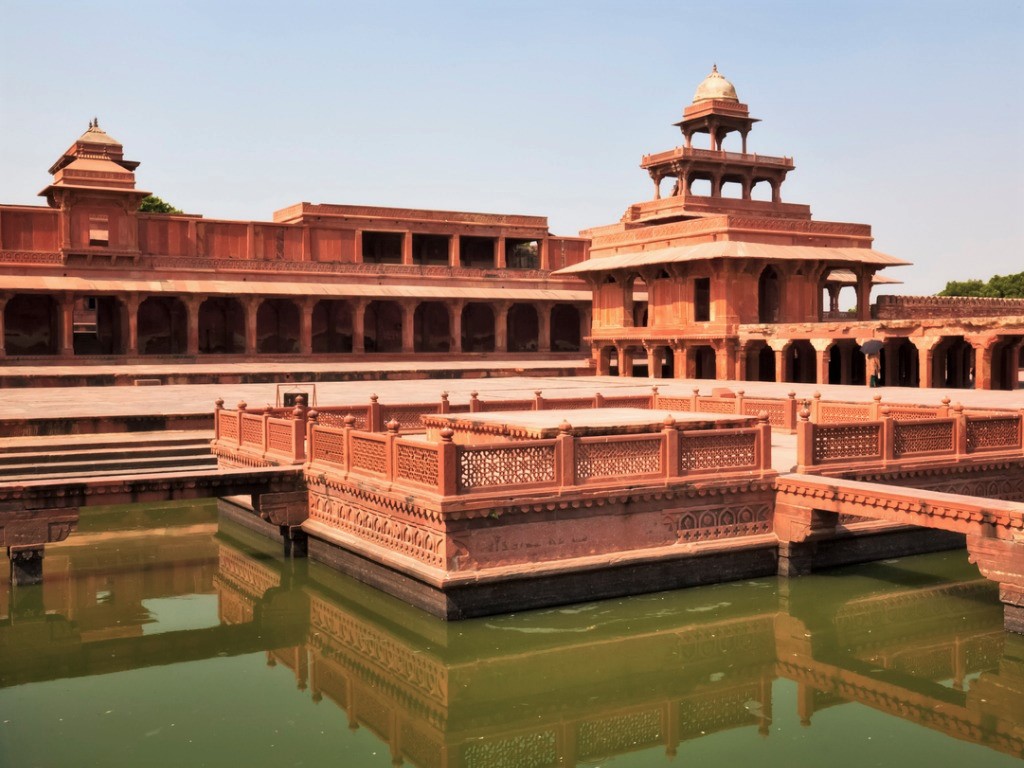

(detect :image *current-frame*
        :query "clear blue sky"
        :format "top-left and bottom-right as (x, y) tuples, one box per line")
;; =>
(1, 0), (1021, 295)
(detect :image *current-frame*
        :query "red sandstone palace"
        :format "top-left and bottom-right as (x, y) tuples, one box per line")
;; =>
(1, 68), (1021, 388)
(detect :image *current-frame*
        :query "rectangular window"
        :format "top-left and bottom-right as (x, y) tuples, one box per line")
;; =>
(694, 277), (711, 322)
(88, 214), (109, 247)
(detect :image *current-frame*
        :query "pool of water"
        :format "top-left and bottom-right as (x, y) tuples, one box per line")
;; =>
(1, 500), (1021, 767)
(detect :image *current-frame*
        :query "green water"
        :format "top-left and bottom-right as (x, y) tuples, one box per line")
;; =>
(0, 500), (1021, 767)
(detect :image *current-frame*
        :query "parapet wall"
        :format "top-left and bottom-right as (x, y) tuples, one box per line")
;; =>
(875, 295), (1024, 320)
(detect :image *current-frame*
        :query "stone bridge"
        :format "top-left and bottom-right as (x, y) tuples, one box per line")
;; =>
(775, 473), (1024, 632)
(0, 465), (303, 585)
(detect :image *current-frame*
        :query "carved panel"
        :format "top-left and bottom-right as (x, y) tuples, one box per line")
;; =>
(542, 397), (595, 410)
(241, 414), (264, 446)
(461, 730), (558, 768)
(218, 412), (239, 441)
(602, 396), (652, 408)
(966, 417), (1021, 453)
(267, 422), (293, 453)
(812, 424), (881, 463)
(672, 503), (772, 542)
(696, 397), (738, 415)
(458, 444), (556, 490)
(308, 492), (444, 566)
(382, 404), (436, 431)
(312, 428), (346, 466)
(658, 396), (694, 411)
(395, 443), (439, 487)
(818, 403), (871, 423)
(893, 421), (954, 457)
(742, 400), (785, 427)
(577, 709), (663, 759)
(350, 435), (387, 474)
(679, 432), (757, 472)
(576, 438), (661, 480)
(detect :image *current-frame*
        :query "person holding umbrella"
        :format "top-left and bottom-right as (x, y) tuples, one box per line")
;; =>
(861, 339), (883, 387)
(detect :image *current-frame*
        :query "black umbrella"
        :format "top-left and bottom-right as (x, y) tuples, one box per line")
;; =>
(860, 339), (883, 355)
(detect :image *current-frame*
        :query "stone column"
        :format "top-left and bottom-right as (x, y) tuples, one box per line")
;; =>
(186, 296), (201, 356)
(449, 301), (464, 353)
(883, 338), (900, 386)
(448, 234), (460, 268)
(855, 269), (873, 321)
(538, 237), (550, 271)
(401, 300), (417, 353)
(59, 293), (75, 357)
(300, 298), (314, 356)
(494, 301), (510, 352)
(537, 304), (551, 353)
(0, 295), (8, 357)
(495, 236), (506, 269)
(967, 335), (996, 390)
(713, 339), (735, 380)
(811, 339), (832, 385)
(352, 299), (367, 354)
(617, 345), (634, 377)
(768, 339), (789, 383)
(353, 230), (363, 263)
(913, 336), (941, 389)
(645, 344), (659, 379)
(124, 293), (141, 356)
(673, 342), (689, 380)
(736, 341), (749, 381)
(401, 231), (413, 266)
(580, 306), (592, 347)
(244, 297), (259, 356)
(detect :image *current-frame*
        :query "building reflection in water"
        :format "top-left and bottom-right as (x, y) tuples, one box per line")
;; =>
(1, 503), (1022, 765)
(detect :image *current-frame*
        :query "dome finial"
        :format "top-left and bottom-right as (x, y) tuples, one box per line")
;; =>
(693, 65), (738, 103)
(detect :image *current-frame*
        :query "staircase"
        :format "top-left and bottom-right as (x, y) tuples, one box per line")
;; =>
(0, 431), (217, 483)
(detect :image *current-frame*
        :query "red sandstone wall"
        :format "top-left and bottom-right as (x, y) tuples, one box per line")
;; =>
(875, 295), (1024, 320)
(0, 207), (59, 251)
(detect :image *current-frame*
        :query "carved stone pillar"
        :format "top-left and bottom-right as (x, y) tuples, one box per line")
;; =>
(494, 301), (510, 352)
(185, 296), (201, 356)
(449, 301), (464, 354)
(883, 338), (900, 386)
(401, 231), (413, 266)
(673, 342), (689, 380)
(912, 336), (942, 389)
(768, 339), (789, 383)
(538, 237), (550, 271)
(58, 293), (75, 357)
(855, 269), (873, 321)
(736, 341), (749, 381)
(967, 335), (996, 390)
(495, 236), (506, 269)
(448, 234), (460, 268)
(244, 297), (259, 356)
(300, 298), (314, 356)
(645, 344), (659, 379)
(537, 304), (551, 353)
(124, 293), (141, 356)
(617, 344), (634, 377)
(713, 339), (735, 380)
(0, 294), (8, 357)
(811, 339), (832, 385)
(401, 300), (417, 353)
(352, 299), (367, 354)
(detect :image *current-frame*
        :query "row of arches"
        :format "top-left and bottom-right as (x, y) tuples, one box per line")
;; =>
(595, 334), (1023, 391)
(1, 294), (585, 357)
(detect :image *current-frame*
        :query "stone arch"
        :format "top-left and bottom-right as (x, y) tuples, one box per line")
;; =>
(933, 336), (973, 388)
(414, 302), (451, 352)
(364, 300), (403, 353)
(692, 345), (716, 379)
(257, 298), (300, 354)
(991, 337), (1022, 391)
(508, 304), (539, 352)
(462, 304), (495, 352)
(784, 340), (816, 383)
(4, 293), (59, 355)
(198, 297), (245, 354)
(139, 296), (188, 355)
(311, 299), (353, 353)
(73, 296), (125, 355)
(758, 265), (781, 323)
(744, 340), (775, 382)
(550, 304), (581, 352)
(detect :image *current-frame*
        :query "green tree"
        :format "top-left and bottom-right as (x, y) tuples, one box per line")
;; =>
(138, 194), (182, 214)
(937, 271), (1024, 298)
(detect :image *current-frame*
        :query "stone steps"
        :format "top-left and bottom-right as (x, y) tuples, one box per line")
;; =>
(0, 430), (216, 483)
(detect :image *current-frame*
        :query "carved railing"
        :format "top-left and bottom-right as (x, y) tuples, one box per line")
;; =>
(306, 417), (773, 497)
(796, 408), (1024, 472)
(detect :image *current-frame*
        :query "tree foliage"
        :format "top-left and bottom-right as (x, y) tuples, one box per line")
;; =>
(937, 271), (1024, 298)
(138, 194), (182, 214)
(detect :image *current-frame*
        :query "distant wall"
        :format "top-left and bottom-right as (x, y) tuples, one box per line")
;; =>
(875, 294), (1024, 320)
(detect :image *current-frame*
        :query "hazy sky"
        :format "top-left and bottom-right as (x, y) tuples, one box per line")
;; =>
(1, 1), (1021, 295)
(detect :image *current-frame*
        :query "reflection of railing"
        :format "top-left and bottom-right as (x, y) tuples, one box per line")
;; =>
(306, 416), (773, 496)
(796, 407), (1024, 472)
